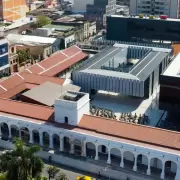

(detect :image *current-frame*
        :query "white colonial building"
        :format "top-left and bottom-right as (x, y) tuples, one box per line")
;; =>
(0, 89), (180, 180)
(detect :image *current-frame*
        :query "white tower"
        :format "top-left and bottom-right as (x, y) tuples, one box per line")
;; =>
(54, 91), (90, 126)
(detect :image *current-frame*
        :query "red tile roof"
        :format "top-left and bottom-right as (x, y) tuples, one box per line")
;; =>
(40, 52), (88, 76)
(28, 64), (43, 74)
(0, 72), (65, 98)
(79, 115), (180, 151)
(39, 52), (67, 69)
(26, 45), (88, 76)
(0, 98), (54, 121)
(62, 46), (82, 57)
(0, 74), (24, 91)
(20, 72), (65, 85)
(0, 83), (27, 98)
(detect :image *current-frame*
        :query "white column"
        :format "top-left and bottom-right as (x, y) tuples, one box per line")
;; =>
(70, 141), (74, 154)
(146, 157), (151, 175)
(49, 134), (53, 149)
(29, 130), (33, 144)
(160, 160), (165, 179)
(175, 165), (180, 180)
(19, 129), (21, 139)
(95, 144), (99, 160)
(133, 154), (138, 171)
(120, 151), (124, 168)
(8, 125), (12, 139)
(40, 133), (43, 146)
(60, 136), (64, 151)
(107, 150), (111, 164)
(83, 141), (86, 157)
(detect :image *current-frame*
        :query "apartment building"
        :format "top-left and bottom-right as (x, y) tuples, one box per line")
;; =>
(0, 0), (27, 21)
(85, 0), (116, 28)
(130, 0), (179, 18)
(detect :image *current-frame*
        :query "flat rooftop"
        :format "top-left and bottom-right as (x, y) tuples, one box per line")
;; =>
(91, 90), (166, 127)
(163, 53), (180, 77)
(110, 15), (180, 22)
(76, 44), (170, 81)
(43, 24), (74, 31)
(22, 82), (80, 106)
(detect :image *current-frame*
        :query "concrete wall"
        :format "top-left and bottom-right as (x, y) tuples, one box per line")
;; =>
(54, 93), (89, 126)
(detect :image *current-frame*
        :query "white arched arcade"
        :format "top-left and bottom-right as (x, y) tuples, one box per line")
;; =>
(0, 118), (179, 180)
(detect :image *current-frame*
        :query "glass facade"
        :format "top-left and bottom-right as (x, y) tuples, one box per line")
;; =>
(106, 16), (180, 42)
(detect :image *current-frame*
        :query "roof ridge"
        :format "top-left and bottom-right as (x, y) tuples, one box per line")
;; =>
(39, 51), (82, 74)
(84, 114), (180, 135)
(0, 97), (54, 109)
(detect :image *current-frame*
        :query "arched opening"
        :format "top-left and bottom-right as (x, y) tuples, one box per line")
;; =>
(123, 151), (135, 170)
(165, 161), (177, 179)
(1, 122), (9, 138)
(63, 136), (70, 152)
(137, 154), (148, 174)
(150, 158), (162, 178)
(53, 134), (60, 149)
(110, 148), (121, 166)
(20, 127), (29, 142)
(98, 145), (108, 162)
(73, 139), (82, 156)
(86, 142), (96, 159)
(11, 125), (19, 138)
(43, 132), (49, 147)
(33, 130), (39, 144)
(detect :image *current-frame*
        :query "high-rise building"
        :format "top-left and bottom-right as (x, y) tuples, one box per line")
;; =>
(117, 0), (130, 6)
(0, 0), (27, 21)
(85, 0), (116, 29)
(130, 0), (179, 18)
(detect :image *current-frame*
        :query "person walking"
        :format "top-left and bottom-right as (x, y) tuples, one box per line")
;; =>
(98, 172), (101, 180)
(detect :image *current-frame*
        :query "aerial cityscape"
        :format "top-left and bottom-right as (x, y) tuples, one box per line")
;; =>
(0, 0), (180, 180)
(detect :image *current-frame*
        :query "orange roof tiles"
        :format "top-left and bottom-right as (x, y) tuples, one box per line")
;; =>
(79, 115), (180, 150)
(0, 98), (54, 121)
(0, 74), (24, 90)
(39, 52), (67, 69)
(28, 64), (43, 74)
(63, 46), (81, 57)
(0, 83), (27, 98)
(26, 46), (88, 76)
(0, 72), (65, 98)
(40, 52), (88, 76)
(20, 72), (65, 85)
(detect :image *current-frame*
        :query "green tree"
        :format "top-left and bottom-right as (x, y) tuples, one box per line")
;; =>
(55, 173), (68, 180)
(36, 16), (51, 27)
(17, 48), (31, 65)
(0, 138), (44, 180)
(0, 173), (7, 180)
(46, 166), (60, 180)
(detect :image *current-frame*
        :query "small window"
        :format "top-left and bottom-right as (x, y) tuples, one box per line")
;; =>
(64, 117), (68, 124)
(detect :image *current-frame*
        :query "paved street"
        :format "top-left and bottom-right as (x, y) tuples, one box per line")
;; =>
(43, 163), (86, 180)
(42, 162), (106, 180)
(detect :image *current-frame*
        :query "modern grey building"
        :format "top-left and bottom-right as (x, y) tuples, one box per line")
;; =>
(72, 43), (172, 98)
(130, 0), (179, 18)
(85, 0), (116, 28)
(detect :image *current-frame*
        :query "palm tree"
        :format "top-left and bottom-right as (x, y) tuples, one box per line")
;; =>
(46, 166), (60, 180)
(0, 138), (44, 180)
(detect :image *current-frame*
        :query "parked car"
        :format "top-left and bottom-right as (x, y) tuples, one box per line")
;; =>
(76, 176), (96, 180)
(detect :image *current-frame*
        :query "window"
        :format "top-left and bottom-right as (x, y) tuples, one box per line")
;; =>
(64, 117), (68, 124)
(102, 145), (106, 153)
